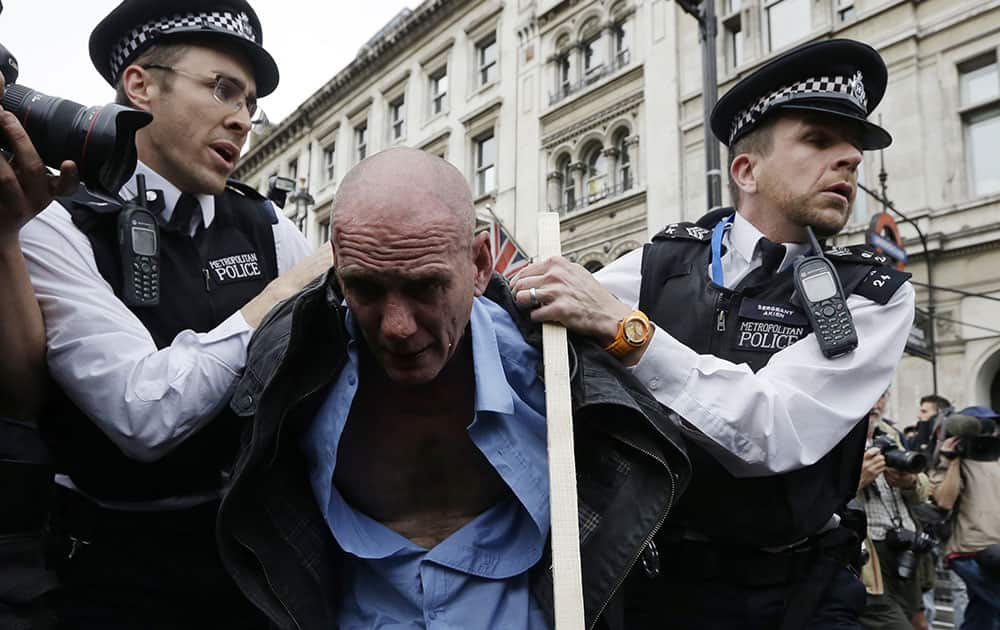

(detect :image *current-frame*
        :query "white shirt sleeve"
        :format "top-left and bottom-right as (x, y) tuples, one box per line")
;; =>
(597, 247), (916, 477)
(271, 206), (314, 273)
(19, 202), (312, 463)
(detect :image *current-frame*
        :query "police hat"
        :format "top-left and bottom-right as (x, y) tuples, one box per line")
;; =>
(90, 0), (279, 97)
(711, 39), (891, 150)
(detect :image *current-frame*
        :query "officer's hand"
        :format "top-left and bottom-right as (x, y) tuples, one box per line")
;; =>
(884, 468), (917, 490)
(511, 256), (631, 346)
(858, 447), (885, 490)
(0, 108), (79, 245)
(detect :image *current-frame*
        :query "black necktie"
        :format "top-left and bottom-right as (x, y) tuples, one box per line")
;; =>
(169, 193), (201, 237)
(739, 238), (786, 288)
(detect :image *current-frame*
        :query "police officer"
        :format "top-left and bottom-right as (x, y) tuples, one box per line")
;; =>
(18, 1), (331, 627)
(513, 39), (915, 628)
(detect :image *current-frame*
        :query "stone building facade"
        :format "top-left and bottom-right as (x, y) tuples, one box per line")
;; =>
(235, 0), (1000, 421)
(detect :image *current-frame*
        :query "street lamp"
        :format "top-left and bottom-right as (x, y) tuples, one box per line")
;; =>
(676, 0), (723, 210)
(286, 177), (315, 238)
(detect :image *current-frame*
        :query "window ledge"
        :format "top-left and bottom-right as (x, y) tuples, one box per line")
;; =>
(472, 80), (499, 97)
(557, 184), (645, 221)
(959, 97), (1000, 118)
(423, 110), (450, 128)
(474, 190), (497, 204)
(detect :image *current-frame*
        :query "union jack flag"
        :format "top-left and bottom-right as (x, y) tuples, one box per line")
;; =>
(489, 220), (529, 280)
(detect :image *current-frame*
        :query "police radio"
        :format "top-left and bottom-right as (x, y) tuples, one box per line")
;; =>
(118, 174), (160, 306)
(793, 227), (857, 359)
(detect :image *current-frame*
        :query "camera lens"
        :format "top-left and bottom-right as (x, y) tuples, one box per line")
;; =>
(2, 84), (151, 195)
(883, 448), (927, 473)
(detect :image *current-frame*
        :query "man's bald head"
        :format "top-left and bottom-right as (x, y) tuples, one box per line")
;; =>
(329, 148), (494, 385)
(332, 148), (476, 244)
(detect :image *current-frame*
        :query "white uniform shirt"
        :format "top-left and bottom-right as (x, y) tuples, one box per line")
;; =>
(597, 213), (915, 478)
(19, 163), (312, 465)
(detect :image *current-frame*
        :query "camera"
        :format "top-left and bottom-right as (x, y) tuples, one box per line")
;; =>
(0, 40), (151, 198)
(943, 414), (1000, 462)
(266, 175), (296, 209)
(885, 527), (937, 580)
(872, 434), (927, 473)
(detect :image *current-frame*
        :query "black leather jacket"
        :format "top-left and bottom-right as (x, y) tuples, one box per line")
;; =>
(217, 273), (691, 630)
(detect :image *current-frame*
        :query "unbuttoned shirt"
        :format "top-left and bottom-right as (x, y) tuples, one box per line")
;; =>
(300, 297), (551, 629)
(598, 212), (915, 477)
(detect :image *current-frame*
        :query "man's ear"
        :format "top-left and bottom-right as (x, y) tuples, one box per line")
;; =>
(730, 153), (759, 197)
(471, 230), (492, 296)
(121, 65), (158, 111)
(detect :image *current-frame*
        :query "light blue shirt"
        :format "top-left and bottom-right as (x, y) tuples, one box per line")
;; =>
(300, 297), (551, 629)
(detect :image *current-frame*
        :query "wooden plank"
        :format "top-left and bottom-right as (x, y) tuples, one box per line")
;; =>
(537, 211), (585, 630)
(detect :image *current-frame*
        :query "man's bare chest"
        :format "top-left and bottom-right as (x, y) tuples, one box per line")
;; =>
(333, 398), (509, 548)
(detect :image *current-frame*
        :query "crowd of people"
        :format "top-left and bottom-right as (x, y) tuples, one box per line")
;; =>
(1, 0), (998, 629)
(858, 392), (1000, 630)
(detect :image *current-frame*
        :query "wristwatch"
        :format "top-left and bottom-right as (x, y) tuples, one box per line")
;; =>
(604, 310), (653, 359)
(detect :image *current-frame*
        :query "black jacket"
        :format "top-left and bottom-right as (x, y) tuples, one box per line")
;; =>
(216, 273), (691, 630)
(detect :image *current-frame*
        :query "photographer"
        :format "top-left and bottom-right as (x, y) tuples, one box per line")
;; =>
(930, 409), (1000, 629)
(858, 392), (933, 630)
(0, 67), (79, 628)
(909, 394), (952, 463)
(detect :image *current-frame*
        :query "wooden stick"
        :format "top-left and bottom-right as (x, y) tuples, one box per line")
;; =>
(537, 212), (585, 630)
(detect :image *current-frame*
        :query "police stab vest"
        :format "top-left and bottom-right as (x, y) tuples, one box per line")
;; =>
(638, 208), (910, 547)
(42, 181), (280, 501)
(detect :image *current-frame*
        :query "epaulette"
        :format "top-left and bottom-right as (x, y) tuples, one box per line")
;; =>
(226, 179), (278, 225)
(853, 265), (911, 305)
(824, 244), (911, 303)
(56, 184), (124, 213)
(823, 243), (892, 267)
(225, 179), (267, 201)
(652, 221), (713, 243)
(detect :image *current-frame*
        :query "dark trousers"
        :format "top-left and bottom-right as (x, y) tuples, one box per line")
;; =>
(951, 556), (1000, 630)
(625, 534), (866, 630)
(859, 540), (924, 630)
(48, 489), (268, 630)
(0, 418), (58, 630)
(635, 563), (864, 629)
(859, 593), (914, 630)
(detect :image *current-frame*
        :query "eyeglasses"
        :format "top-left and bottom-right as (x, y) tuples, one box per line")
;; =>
(141, 64), (266, 129)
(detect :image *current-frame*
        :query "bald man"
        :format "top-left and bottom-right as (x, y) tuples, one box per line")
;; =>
(215, 148), (689, 630)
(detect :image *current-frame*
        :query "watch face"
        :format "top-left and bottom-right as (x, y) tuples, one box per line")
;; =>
(623, 316), (649, 345)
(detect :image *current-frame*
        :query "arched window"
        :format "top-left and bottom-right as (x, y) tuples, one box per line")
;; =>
(580, 19), (604, 75)
(584, 260), (605, 273)
(584, 142), (608, 198)
(612, 19), (630, 66)
(614, 130), (632, 191)
(559, 55), (573, 94)
(558, 155), (575, 212)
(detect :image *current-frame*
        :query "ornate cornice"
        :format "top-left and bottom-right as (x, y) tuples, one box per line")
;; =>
(541, 90), (643, 149)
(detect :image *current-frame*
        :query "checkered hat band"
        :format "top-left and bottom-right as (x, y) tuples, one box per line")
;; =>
(729, 71), (867, 145)
(109, 11), (257, 81)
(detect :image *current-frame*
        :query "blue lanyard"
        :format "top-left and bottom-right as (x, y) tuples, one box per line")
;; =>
(710, 214), (735, 286)
(712, 215), (810, 286)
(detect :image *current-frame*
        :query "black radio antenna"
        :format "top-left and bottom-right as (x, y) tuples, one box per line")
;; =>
(806, 226), (825, 259)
